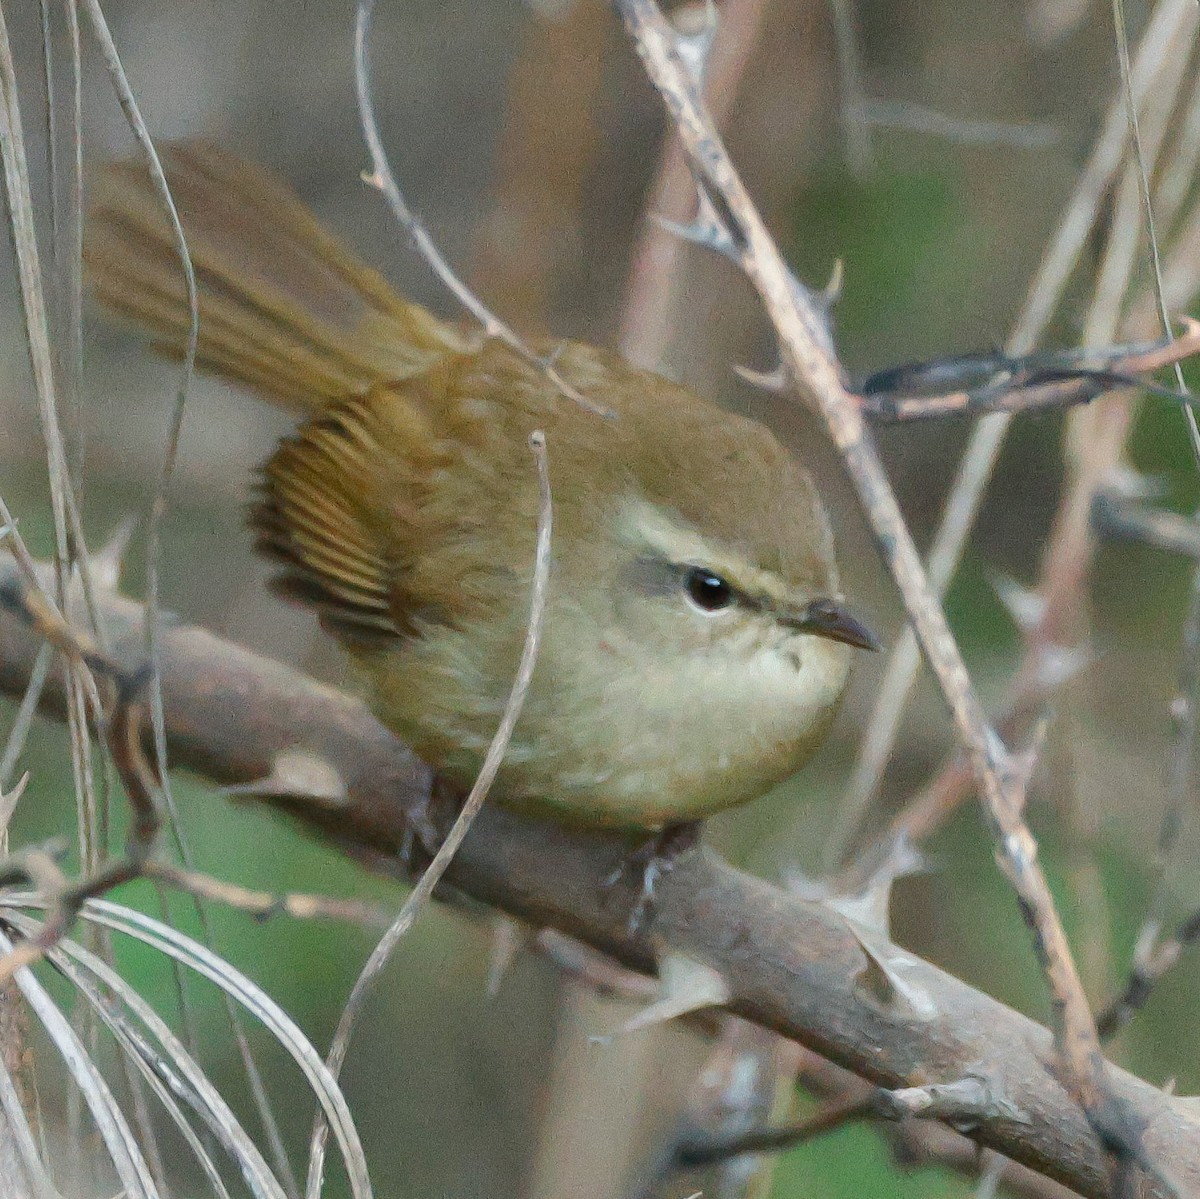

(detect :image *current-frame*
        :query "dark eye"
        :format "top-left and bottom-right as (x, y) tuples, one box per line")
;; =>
(684, 567), (734, 612)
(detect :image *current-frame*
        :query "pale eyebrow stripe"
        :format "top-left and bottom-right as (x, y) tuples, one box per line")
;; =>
(620, 498), (789, 604)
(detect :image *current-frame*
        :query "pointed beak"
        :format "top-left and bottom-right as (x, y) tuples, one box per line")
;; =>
(780, 598), (881, 652)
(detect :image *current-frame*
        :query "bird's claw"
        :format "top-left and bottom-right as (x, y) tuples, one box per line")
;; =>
(602, 821), (702, 935)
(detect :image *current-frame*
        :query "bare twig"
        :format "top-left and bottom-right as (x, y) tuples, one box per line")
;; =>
(354, 0), (608, 417)
(1109, 0), (1194, 457)
(858, 325), (1200, 422)
(1092, 490), (1200, 558)
(78, 0), (198, 766)
(1097, 904), (1200, 1040)
(860, 98), (1059, 149)
(827, 0), (871, 176)
(676, 1077), (1008, 1166)
(143, 863), (392, 929)
(0, 578), (160, 985)
(619, 0), (772, 369)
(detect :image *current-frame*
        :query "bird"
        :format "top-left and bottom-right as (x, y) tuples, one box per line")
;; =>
(86, 140), (877, 840)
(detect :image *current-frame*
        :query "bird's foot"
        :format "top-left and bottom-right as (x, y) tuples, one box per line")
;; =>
(603, 820), (702, 934)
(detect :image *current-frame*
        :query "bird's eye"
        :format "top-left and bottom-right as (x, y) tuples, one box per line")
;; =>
(684, 567), (734, 612)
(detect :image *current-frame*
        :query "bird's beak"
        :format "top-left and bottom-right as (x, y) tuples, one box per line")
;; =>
(780, 598), (881, 652)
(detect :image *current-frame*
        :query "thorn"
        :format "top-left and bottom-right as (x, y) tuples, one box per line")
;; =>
(653, 188), (740, 262)
(786, 269), (839, 358)
(732, 360), (790, 393)
(0, 773), (29, 837)
(820, 258), (845, 310)
(88, 515), (138, 593)
(487, 914), (525, 999)
(221, 749), (348, 808)
(846, 926), (938, 1019)
(828, 835), (925, 938)
(1035, 642), (1094, 691)
(988, 569), (1046, 633)
(592, 952), (730, 1042)
(670, 0), (718, 86)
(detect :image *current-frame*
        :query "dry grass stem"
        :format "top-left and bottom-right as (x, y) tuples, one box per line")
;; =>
(303, 431), (552, 1198)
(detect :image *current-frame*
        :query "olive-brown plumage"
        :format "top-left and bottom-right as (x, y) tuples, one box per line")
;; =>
(87, 142), (875, 828)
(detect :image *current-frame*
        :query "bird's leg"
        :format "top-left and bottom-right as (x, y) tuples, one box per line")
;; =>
(605, 820), (703, 934)
(402, 773), (466, 871)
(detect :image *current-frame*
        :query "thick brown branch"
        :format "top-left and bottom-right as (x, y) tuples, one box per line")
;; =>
(0, 562), (1197, 1197)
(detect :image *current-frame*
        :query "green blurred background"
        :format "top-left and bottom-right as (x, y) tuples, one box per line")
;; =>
(2, 0), (1199, 1195)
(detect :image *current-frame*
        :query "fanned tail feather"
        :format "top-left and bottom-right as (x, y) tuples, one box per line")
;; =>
(86, 139), (473, 412)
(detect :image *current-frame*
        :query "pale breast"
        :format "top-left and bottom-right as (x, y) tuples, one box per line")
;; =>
(360, 620), (851, 829)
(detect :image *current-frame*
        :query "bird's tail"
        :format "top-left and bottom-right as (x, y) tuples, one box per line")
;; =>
(86, 140), (472, 412)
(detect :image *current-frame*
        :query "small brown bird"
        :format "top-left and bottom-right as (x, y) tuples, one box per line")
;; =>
(87, 142), (876, 832)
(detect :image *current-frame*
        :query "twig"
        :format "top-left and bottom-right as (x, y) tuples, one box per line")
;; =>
(303, 431), (552, 1199)
(1097, 904), (1200, 1040)
(613, 0), (1125, 1163)
(860, 98), (1059, 149)
(353, 0), (609, 417)
(1092, 490), (1200, 559)
(624, 1018), (801, 1199)
(1109, 0), (1194, 459)
(619, 0), (772, 369)
(824, 0), (1199, 867)
(78, 0), (198, 776)
(0, 578), (160, 986)
(143, 864), (392, 929)
(676, 1077), (1007, 1167)
(858, 325), (1200, 423)
(827, 0), (872, 176)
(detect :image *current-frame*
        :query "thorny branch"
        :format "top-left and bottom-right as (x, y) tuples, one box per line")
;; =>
(0, 559), (1196, 1198)
(611, 0), (1135, 1176)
